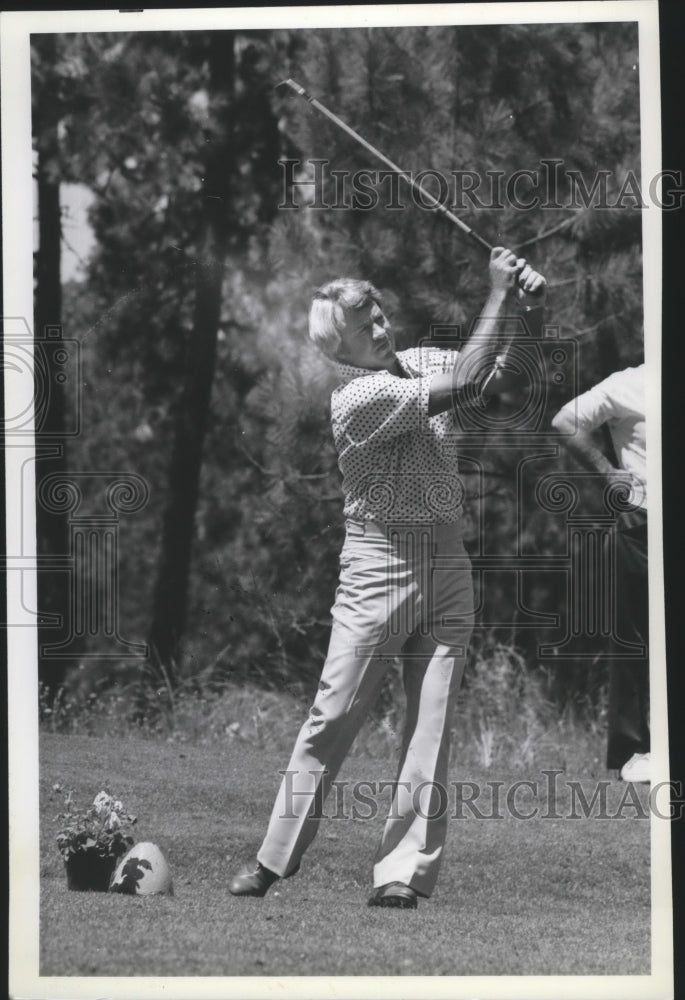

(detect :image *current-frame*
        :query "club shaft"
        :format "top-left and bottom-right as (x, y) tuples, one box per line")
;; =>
(281, 79), (493, 253)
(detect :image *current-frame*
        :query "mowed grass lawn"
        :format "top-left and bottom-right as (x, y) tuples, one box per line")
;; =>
(39, 732), (651, 978)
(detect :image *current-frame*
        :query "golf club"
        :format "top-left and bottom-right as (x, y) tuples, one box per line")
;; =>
(277, 78), (500, 255)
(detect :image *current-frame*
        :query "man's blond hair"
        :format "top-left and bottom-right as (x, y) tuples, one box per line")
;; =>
(308, 278), (381, 360)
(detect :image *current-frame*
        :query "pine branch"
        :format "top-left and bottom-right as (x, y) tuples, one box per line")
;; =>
(512, 214), (578, 251)
(235, 434), (329, 482)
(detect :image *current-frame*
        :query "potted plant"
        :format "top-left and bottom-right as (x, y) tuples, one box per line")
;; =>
(54, 788), (137, 891)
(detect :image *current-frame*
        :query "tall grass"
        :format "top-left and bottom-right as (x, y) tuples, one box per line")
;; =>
(39, 638), (609, 775)
(455, 641), (607, 773)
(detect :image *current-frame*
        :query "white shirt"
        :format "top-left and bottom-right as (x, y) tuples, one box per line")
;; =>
(560, 364), (647, 509)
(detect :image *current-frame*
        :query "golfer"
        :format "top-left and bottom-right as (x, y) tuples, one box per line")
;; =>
(551, 364), (649, 783)
(230, 247), (546, 907)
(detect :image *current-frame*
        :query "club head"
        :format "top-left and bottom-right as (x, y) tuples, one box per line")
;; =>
(274, 78), (306, 97)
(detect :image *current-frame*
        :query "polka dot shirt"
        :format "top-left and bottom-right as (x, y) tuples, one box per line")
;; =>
(331, 347), (465, 524)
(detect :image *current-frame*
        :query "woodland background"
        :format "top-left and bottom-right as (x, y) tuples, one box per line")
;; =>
(31, 22), (647, 745)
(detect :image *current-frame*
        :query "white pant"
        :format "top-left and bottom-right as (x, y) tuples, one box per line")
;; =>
(257, 519), (474, 897)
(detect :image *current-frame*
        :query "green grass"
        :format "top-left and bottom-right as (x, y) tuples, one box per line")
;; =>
(40, 731), (651, 977)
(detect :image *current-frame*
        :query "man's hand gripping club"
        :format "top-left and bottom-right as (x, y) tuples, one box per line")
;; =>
(427, 247), (547, 417)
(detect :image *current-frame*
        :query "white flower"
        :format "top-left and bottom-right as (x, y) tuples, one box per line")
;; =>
(106, 812), (121, 831)
(93, 791), (112, 813)
(113, 800), (123, 813)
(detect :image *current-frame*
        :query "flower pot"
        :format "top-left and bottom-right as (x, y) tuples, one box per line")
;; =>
(64, 849), (118, 892)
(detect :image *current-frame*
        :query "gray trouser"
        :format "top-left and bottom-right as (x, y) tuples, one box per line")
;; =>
(258, 518), (474, 897)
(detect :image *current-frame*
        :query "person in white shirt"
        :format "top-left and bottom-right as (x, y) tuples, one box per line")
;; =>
(551, 365), (649, 783)
(229, 248), (546, 907)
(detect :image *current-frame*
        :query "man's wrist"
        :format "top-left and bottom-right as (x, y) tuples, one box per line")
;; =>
(486, 286), (510, 306)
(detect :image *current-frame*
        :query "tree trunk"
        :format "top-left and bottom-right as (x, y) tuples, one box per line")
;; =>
(148, 33), (235, 684)
(34, 33), (70, 694)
